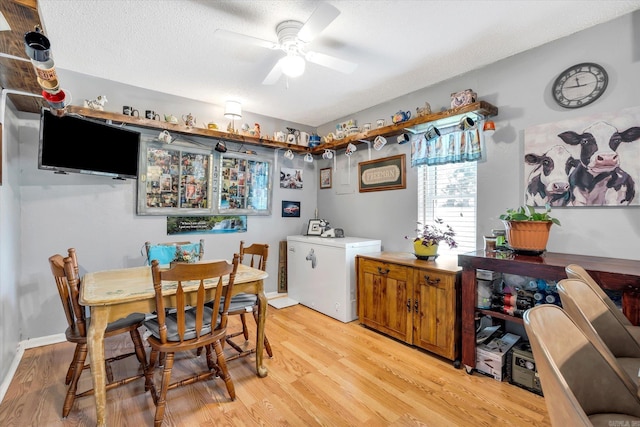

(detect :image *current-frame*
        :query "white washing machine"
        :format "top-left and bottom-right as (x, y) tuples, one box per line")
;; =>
(286, 235), (381, 322)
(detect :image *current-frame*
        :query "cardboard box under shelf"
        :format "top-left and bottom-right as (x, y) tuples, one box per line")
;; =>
(476, 332), (521, 381)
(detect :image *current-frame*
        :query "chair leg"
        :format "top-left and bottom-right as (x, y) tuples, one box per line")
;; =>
(65, 345), (82, 385)
(252, 310), (273, 357)
(213, 340), (235, 400)
(154, 352), (173, 427)
(145, 349), (159, 400)
(62, 343), (87, 418)
(129, 328), (148, 372)
(240, 313), (250, 341)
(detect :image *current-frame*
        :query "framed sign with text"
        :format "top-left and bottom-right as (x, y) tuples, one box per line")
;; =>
(358, 154), (406, 192)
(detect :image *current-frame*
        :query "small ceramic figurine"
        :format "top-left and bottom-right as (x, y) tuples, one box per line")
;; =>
(84, 95), (108, 111)
(182, 113), (196, 127)
(254, 123), (261, 138)
(416, 102), (432, 117)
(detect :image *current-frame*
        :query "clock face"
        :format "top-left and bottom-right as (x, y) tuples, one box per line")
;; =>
(552, 63), (608, 108)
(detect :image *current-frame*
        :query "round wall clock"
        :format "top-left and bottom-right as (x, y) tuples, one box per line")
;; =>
(552, 62), (608, 108)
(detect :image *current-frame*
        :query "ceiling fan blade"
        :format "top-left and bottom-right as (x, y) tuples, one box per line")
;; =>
(213, 29), (279, 50)
(262, 59), (283, 85)
(305, 51), (357, 74)
(297, 3), (340, 43)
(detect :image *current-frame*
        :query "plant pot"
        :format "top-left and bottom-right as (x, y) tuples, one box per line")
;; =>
(502, 220), (552, 255)
(413, 240), (439, 258)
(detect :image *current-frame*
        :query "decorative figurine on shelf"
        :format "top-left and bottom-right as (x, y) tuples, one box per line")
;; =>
(254, 123), (261, 138)
(84, 95), (108, 111)
(416, 102), (432, 117)
(319, 219), (336, 238)
(182, 113), (196, 127)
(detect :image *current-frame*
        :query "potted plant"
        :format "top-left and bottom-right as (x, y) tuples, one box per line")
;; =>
(499, 204), (560, 254)
(405, 218), (457, 259)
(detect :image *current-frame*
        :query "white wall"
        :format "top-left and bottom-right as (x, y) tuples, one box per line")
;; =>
(316, 11), (640, 259)
(0, 103), (23, 384)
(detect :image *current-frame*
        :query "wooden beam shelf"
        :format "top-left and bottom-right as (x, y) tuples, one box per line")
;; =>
(66, 100), (497, 156)
(318, 101), (498, 153)
(66, 106), (312, 153)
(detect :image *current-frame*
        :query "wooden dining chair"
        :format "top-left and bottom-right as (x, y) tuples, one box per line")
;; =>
(144, 255), (240, 427)
(223, 241), (273, 361)
(524, 305), (640, 426)
(144, 239), (204, 265)
(49, 249), (148, 418)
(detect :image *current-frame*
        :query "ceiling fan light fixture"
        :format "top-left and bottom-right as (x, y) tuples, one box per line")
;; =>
(281, 53), (305, 78)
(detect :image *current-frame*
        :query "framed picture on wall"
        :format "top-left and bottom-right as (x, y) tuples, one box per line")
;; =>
(282, 201), (301, 217)
(137, 138), (214, 215)
(320, 167), (332, 189)
(217, 151), (273, 215)
(306, 219), (323, 235)
(358, 154), (406, 192)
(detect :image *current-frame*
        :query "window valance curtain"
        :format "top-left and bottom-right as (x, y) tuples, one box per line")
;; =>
(411, 124), (483, 167)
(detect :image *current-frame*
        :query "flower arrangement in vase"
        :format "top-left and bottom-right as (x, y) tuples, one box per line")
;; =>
(173, 245), (197, 263)
(405, 218), (457, 259)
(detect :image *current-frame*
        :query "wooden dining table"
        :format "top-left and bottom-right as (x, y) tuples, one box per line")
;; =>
(80, 262), (269, 427)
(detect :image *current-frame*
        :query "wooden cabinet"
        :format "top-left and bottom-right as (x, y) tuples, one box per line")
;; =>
(412, 267), (458, 358)
(458, 250), (640, 374)
(356, 252), (461, 363)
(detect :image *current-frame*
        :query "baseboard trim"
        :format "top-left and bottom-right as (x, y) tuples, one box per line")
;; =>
(265, 291), (288, 300)
(0, 333), (66, 404)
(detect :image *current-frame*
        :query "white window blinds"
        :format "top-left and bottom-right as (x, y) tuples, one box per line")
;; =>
(418, 162), (477, 255)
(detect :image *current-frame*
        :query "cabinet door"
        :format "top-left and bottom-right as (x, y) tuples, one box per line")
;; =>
(358, 259), (412, 342)
(413, 269), (458, 360)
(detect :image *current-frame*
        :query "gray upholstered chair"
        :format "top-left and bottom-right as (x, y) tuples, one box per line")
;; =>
(556, 278), (640, 388)
(524, 305), (640, 426)
(565, 264), (640, 343)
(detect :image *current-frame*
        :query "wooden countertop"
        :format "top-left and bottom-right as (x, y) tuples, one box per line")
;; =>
(356, 251), (461, 273)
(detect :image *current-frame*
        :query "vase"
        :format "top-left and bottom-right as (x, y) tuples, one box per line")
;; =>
(413, 240), (438, 258)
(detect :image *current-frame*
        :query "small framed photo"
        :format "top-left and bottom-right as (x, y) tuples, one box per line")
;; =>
(320, 167), (332, 189)
(306, 219), (323, 236)
(282, 200), (301, 218)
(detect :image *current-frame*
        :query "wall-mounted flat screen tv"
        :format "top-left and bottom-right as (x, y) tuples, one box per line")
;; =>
(38, 109), (141, 179)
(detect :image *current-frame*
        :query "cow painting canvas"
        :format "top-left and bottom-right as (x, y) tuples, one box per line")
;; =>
(524, 106), (640, 207)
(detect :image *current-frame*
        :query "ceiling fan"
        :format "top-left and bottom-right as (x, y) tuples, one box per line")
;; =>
(214, 3), (357, 85)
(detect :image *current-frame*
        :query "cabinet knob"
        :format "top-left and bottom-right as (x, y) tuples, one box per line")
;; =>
(377, 267), (390, 275)
(424, 275), (440, 286)
(407, 299), (411, 312)
(414, 299), (419, 313)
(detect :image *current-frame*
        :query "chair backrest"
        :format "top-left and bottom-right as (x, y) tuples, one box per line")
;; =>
(239, 240), (268, 271)
(565, 264), (632, 327)
(524, 305), (640, 426)
(49, 248), (86, 337)
(145, 239), (204, 265)
(557, 278), (640, 358)
(150, 253), (239, 344)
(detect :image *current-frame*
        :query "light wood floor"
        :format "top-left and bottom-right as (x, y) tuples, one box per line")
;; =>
(0, 304), (550, 426)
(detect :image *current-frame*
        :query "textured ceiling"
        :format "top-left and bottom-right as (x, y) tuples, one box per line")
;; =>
(5, 1), (640, 126)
